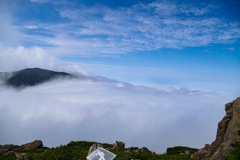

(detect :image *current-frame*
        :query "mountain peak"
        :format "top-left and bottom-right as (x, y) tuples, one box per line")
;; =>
(2, 68), (75, 87)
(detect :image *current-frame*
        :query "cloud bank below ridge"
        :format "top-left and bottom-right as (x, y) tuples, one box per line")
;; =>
(0, 75), (235, 153)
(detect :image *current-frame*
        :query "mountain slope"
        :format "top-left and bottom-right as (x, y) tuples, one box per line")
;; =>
(2, 68), (75, 87)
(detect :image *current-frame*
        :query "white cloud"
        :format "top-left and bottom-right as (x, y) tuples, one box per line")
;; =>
(30, 0), (49, 3)
(0, 44), (55, 72)
(0, 44), (90, 76)
(24, 25), (38, 29)
(17, 1), (240, 56)
(0, 77), (235, 152)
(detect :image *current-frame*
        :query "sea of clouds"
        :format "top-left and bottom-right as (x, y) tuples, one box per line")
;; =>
(0, 72), (235, 153)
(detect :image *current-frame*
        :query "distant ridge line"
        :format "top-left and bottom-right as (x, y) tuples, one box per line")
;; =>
(0, 68), (76, 87)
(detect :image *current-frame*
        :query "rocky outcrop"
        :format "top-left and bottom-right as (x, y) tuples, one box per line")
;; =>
(20, 140), (43, 151)
(192, 97), (240, 160)
(113, 141), (125, 149)
(210, 101), (233, 154)
(87, 143), (103, 156)
(211, 97), (240, 160)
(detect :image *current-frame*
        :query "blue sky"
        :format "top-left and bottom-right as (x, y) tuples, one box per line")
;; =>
(0, 0), (240, 152)
(1, 0), (240, 92)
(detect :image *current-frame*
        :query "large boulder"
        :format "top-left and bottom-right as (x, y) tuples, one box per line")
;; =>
(192, 97), (240, 160)
(20, 140), (43, 151)
(112, 141), (125, 149)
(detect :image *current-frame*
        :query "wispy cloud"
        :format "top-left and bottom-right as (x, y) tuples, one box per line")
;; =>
(30, 0), (49, 3)
(24, 25), (38, 29)
(12, 0), (240, 56)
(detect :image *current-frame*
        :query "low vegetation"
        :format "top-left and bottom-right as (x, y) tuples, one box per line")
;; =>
(0, 141), (199, 160)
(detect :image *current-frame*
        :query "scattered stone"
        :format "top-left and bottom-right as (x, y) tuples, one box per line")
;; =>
(0, 147), (11, 153)
(126, 147), (139, 151)
(128, 146), (150, 153)
(4, 151), (15, 155)
(20, 140), (43, 151)
(185, 150), (190, 154)
(124, 150), (132, 153)
(180, 153), (184, 155)
(14, 148), (21, 152)
(112, 141), (125, 149)
(87, 143), (103, 156)
(15, 153), (29, 160)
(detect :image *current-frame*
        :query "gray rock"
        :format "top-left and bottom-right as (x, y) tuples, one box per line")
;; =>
(20, 140), (43, 151)
(14, 148), (21, 152)
(124, 150), (132, 153)
(112, 141), (125, 149)
(15, 153), (29, 160)
(126, 147), (139, 151)
(4, 151), (15, 155)
(0, 147), (11, 153)
(139, 147), (150, 152)
(211, 97), (240, 160)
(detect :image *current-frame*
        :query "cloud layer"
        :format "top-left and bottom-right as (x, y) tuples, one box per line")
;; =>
(0, 77), (236, 153)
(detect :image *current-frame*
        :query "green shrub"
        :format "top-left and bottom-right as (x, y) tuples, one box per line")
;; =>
(166, 146), (198, 155)
(0, 153), (16, 160)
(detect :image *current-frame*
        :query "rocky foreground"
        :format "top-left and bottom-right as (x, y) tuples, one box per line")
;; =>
(1, 97), (240, 160)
